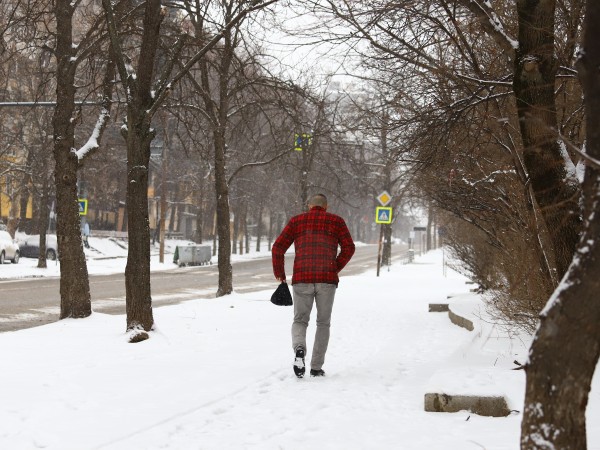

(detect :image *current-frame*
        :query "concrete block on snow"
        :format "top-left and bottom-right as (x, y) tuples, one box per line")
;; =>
(428, 303), (449, 312)
(424, 393), (510, 417)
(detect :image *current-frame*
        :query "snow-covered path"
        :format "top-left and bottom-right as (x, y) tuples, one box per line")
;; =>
(1, 250), (597, 450)
(102, 265), (486, 450)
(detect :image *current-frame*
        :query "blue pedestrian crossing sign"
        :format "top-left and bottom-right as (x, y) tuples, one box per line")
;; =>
(78, 199), (88, 216)
(375, 207), (392, 224)
(294, 133), (312, 151)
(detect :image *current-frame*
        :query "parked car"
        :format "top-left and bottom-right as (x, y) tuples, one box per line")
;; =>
(18, 234), (59, 261)
(0, 230), (20, 264)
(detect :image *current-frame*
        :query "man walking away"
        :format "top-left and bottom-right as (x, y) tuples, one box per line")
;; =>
(272, 194), (355, 378)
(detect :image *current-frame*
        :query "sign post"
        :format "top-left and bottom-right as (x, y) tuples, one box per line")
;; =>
(375, 192), (393, 277)
(376, 224), (384, 277)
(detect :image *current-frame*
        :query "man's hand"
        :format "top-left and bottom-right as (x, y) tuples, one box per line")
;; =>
(276, 276), (286, 283)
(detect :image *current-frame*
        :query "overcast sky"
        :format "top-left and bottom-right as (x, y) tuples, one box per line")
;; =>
(250, 1), (363, 88)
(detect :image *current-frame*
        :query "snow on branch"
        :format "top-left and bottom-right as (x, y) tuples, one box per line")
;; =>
(73, 108), (110, 160)
(457, 0), (517, 54)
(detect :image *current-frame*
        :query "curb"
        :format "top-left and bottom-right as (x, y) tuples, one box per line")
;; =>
(425, 297), (512, 418)
(448, 308), (474, 331)
(428, 303), (449, 312)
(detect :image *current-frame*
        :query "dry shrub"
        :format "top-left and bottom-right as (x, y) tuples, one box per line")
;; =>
(444, 217), (553, 333)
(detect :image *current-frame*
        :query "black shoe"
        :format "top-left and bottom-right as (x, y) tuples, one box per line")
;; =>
(293, 348), (305, 378)
(310, 369), (325, 377)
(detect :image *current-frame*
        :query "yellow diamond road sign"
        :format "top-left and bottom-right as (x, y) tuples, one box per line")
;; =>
(377, 191), (391, 206)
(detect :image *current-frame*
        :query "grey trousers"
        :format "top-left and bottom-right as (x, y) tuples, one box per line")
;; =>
(292, 283), (337, 370)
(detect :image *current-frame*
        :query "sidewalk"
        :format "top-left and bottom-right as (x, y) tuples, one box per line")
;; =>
(0, 249), (598, 449)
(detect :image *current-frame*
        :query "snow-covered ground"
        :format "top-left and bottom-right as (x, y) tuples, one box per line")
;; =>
(1, 235), (274, 279)
(0, 249), (598, 449)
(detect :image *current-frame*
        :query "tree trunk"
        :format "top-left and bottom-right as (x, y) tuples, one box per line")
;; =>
(18, 175), (30, 224)
(122, 0), (164, 335)
(215, 130), (232, 296)
(513, 0), (581, 279)
(52, 0), (91, 319)
(240, 199), (250, 254)
(521, 214), (600, 449)
(240, 198), (248, 254)
(267, 209), (274, 251)
(195, 177), (204, 243)
(256, 202), (263, 252)
(37, 175), (50, 269)
(231, 204), (239, 255)
(426, 204), (433, 251)
(212, 211), (217, 256)
(168, 183), (178, 232)
(521, 3), (600, 447)
(124, 123), (154, 333)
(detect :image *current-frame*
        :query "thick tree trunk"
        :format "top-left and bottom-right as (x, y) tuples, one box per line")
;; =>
(52, 0), (91, 319)
(521, 214), (600, 448)
(215, 131), (232, 296)
(124, 124), (154, 333)
(521, 3), (600, 447)
(513, 0), (581, 279)
(122, 0), (163, 335)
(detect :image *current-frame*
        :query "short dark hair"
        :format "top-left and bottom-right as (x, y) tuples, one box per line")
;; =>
(308, 194), (328, 207)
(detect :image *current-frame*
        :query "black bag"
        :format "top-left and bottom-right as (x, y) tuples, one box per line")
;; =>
(270, 282), (293, 306)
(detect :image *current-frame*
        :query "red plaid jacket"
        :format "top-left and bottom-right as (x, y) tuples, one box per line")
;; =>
(272, 206), (355, 285)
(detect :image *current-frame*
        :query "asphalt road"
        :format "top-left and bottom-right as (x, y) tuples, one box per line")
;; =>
(0, 244), (406, 333)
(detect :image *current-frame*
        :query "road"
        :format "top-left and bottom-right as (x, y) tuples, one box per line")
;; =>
(0, 244), (406, 333)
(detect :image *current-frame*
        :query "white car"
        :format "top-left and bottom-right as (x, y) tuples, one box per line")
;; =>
(18, 234), (59, 260)
(0, 230), (20, 264)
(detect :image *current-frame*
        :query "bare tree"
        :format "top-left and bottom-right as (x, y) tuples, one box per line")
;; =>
(52, 0), (115, 319)
(178, 0), (295, 295)
(512, 0), (581, 278)
(305, 0), (584, 325)
(102, 0), (278, 338)
(1, 0), (115, 317)
(520, 2), (600, 447)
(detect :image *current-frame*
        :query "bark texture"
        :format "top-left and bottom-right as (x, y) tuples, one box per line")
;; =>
(513, 0), (581, 279)
(521, 1), (600, 447)
(215, 127), (233, 296)
(52, 0), (91, 319)
(122, 0), (163, 332)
